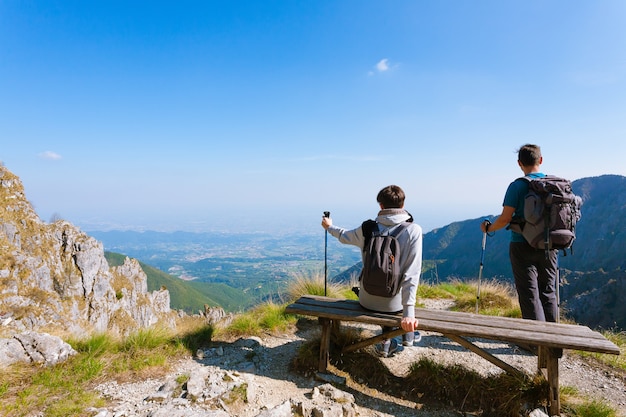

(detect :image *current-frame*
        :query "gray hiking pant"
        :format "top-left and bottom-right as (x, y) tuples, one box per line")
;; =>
(509, 241), (559, 322)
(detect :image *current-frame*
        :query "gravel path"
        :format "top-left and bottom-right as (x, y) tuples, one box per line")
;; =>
(92, 300), (625, 417)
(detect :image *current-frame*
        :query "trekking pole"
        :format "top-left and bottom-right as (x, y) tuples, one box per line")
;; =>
(556, 253), (560, 323)
(323, 211), (330, 296)
(476, 220), (490, 314)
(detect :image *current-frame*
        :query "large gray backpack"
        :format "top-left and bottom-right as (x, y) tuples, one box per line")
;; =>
(508, 175), (583, 255)
(360, 220), (412, 297)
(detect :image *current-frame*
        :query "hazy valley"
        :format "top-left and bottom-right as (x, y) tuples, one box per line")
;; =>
(94, 230), (362, 312)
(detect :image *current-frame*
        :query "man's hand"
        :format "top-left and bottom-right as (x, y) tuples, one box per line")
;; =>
(321, 216), (332, 230)
(400, 317), (418, 332)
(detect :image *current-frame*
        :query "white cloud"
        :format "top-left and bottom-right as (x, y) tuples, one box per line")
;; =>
(368, 58), (396, 76)
(376, 58), (390, 72)
(38, 151), (62, 160)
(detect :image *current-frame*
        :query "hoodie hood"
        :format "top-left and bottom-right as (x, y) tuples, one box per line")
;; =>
(375, 208), (413, 227)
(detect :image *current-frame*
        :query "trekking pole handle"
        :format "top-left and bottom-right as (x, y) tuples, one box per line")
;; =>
(482, 219), (493, 236)
(323, 211), (330, 218)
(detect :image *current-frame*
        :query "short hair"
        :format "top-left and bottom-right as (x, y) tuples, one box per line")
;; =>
(518, 144), (542, 167)
(377, 185), (405, 209)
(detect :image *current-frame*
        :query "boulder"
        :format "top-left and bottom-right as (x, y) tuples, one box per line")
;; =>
(0, 332), (76, 367)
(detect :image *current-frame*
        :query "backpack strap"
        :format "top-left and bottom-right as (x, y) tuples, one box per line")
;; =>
(361, 220), (378, 248)
(508, 176), (534, 228)
(361, 216), (413, 248)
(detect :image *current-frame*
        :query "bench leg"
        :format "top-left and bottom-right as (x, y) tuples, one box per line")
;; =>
(318, 318), (332, 373)
(538, 346), (562, 416)
(547, 349), (561, 416)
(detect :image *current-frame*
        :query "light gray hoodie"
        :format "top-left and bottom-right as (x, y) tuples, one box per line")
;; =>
(326, 209), (423, 318)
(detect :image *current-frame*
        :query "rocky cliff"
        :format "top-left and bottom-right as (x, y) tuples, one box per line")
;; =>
(0, 164), (175, 340)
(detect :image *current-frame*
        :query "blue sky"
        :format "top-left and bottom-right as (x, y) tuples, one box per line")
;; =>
(2, 1), (625, 234)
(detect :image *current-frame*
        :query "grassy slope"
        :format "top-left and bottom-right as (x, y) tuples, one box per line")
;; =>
(104, 252), (248, 313)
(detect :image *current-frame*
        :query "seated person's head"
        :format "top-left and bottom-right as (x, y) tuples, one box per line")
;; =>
(377, 185), (405, 209)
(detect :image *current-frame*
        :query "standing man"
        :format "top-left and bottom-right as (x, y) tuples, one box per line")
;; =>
(480, 144), (558, 322)
(321, 185), (423, 357)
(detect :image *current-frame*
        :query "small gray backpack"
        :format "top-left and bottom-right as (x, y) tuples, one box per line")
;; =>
(360, 220), (412, 297)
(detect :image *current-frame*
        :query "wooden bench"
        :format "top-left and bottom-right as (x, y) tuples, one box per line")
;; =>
(285, 295), (621, 415)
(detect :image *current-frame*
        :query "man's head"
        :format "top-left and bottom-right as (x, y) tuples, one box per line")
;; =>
(377, 185), (405, 209)
(518, 144), (542, 168)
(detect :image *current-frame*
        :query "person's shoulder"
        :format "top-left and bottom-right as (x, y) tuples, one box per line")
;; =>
(508, 177), (530, 191)
(404, 222), (422, 235)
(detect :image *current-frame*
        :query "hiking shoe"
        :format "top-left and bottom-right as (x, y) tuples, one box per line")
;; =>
(402, 331), (422, 347)
(375, 338), (399, 358)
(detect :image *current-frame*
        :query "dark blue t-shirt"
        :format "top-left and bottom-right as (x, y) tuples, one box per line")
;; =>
(503, 172), (545, 242)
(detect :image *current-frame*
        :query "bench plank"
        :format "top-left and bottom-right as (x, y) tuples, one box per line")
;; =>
(286, 295), (620, 355)
(291, 294), (604, 338)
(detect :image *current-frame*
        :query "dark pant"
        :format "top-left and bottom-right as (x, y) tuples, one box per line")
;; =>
(509, 241), (559, 322)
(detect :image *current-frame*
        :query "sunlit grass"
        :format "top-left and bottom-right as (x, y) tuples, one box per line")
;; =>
(417, 279), (522, 317)
(0, 348), (108, 416)
(561, 383), (621, 417)
(286, 270), (345, 301)
(570, 399), (618, 417)
(71, 332), (114, 357)
(602, 331), (626, 371)
(121, 327), (172, 351)
(0, 321), (214, 416)
(218, 300), (298, 338)
(577, 330), (626, 371)
(258, 301), (294, 330)
(455, 279), (522, 318)
(563, 397), (619, 417)
(417, 282), (458, 300)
